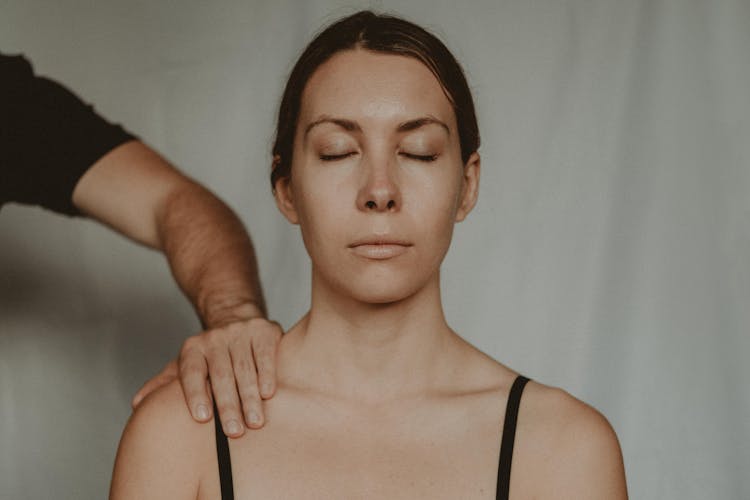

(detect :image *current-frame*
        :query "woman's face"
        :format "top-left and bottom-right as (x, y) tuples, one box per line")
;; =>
(275, 48), (479, 304)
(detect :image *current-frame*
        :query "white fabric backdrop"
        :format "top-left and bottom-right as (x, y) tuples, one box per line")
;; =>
(1, 1), (748, 498)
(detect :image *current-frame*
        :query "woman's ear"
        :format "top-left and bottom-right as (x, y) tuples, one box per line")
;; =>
(273, 176), (299, 224)
(455, 151), (480, 222)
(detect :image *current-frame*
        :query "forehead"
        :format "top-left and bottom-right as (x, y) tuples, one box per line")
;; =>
(299, 49), (456, 129)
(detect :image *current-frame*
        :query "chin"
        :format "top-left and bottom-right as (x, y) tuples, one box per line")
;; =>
(350, 289), (412, 305)
(313, 256), (439, 305)
(341, 271), (428, 305)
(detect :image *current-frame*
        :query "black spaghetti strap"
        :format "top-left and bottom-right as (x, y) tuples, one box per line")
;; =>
(496, 375), (530, 500)
(213, 402), (235, 500)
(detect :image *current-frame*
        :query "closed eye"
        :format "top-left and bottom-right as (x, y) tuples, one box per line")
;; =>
(319, 152), (357, 161)
(401, 152), (438, 162)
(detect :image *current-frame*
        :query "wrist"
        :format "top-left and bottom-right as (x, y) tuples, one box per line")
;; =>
(200, 297), (266, 329)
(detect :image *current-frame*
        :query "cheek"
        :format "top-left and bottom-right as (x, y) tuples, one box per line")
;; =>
(403, 168), (463, 270)
(294, 175), (350, 253)
(408, 166), (463, 226)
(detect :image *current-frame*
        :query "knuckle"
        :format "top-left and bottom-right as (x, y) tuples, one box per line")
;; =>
(251, 332), (274, 351)
(184, 389), (206, 404)
(229, 335), (251, 352)
(216, 403), (238, 417)
(242, 319), (262, 336)
(234, 356), (255, 374)
(236, 376), (261, 398)
(178, 363), (197, 379)
(228, 321), (247, 334)
(255, 357), (274, 375)
(180, 336), (202, 356)
(247, 317), (267, 329)
(240, 389), (262, 406)
(239, 375), (259, 392)
(210, 367), (232, 382)
(204, 328), (223, 343)
(254, 344), (275, 365)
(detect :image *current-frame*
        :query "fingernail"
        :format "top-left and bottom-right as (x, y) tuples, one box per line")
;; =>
(249, 412), (262, 426)
(196, 404), (209, 420)
(262, 383), (273, 396)
(226, 419), (241, 435)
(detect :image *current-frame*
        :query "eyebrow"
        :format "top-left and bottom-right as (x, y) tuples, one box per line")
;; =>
(303, 115), (450, 139)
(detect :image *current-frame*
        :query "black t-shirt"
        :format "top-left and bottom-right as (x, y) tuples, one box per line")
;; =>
(0, 53), (136, 216)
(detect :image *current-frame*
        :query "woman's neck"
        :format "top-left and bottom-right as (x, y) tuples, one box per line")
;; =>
(278, 270), (461, 404)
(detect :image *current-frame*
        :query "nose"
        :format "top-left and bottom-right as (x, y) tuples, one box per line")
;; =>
(356, 157), (401, 213)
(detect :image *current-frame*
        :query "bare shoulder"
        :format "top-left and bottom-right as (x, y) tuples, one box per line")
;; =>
(516, 381), (628, 499)
(110, 379), (215, 499)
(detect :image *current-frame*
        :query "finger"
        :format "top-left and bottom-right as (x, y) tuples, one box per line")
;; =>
(253, 323), (282, 400)
(178, 341), (213, 422)
(207, 347), (246, 438)
(230, 339), (265, 429)
(131, 359), (179, 409)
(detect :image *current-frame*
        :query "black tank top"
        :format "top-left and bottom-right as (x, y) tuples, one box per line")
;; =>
(214, 375), (530, 499)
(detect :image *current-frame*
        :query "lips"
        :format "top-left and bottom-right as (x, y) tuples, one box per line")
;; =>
(348, 238), (413, 260)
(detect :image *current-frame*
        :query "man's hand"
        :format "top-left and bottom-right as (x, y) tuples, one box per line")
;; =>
(131, 317), (283, 438)
(75, 141), (280, 436)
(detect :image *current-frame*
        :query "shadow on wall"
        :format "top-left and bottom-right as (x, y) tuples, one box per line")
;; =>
(0, 234), (199, 498)
(0, 243), (196, 405)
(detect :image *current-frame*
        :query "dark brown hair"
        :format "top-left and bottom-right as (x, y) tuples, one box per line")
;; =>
(270, 10), (480, 189)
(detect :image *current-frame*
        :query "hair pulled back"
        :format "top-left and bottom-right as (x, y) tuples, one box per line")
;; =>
(270, 10), (480, 189)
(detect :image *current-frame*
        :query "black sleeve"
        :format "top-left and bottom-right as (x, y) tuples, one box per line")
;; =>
(0, 53), (137, 216)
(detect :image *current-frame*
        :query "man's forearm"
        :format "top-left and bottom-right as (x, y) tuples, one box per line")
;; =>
(156, 183), (266, 328)
(73, 141), (266, 328)
(66, 116), (280, 429)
